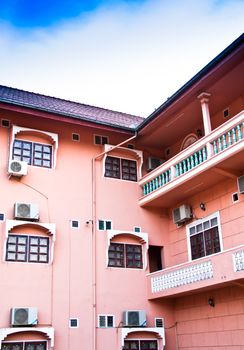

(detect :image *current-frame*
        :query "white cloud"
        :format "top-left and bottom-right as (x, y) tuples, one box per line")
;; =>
(0, 0), (243, 117)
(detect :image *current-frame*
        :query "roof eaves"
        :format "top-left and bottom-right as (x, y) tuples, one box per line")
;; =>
(0, 98), (137, 133)
(136, 33), (244, 132)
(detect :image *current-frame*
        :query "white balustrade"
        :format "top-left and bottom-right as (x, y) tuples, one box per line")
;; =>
(233, 249), (244, 272)
(151, 261), (213, 293)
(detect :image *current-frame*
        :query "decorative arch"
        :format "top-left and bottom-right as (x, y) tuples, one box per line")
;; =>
(0, 327), (54, 348)
(107, 230), (148, 269)
(180, 133), (198, 151)
(5, 219), (56, 263)
(121, 328), (165, 350)
(103, 144), (143, 179)
(10, 125), (58, 168)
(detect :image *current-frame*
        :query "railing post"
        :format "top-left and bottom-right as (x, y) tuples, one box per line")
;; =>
(170, 165), (176, 179)
(206, 142), (213, 158)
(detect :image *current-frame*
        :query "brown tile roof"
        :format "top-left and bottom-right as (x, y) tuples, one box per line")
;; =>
(0, 85), (144, 130)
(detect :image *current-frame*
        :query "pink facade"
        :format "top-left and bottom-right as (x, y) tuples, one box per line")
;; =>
(0, 34), (243, 350)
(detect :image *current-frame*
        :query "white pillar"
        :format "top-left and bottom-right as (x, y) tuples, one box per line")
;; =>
(198, 92), (211, 135)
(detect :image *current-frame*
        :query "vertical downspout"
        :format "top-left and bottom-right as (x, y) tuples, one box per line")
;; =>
(91, 132), (138, 350)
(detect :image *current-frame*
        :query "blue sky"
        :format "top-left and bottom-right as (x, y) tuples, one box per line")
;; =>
(0, 0), (243, 116)
(0, 0), (144, 27)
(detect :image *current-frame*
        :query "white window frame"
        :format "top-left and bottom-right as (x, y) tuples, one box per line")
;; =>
(69, 318), (79, 328)
(154, 317), (164, 328)
(10, 125), (58, 169)
(97, 314), (115, 328)
(97, 219), (113, 231)
(70, 220), (80, 229)
(186, 211), (223, 261)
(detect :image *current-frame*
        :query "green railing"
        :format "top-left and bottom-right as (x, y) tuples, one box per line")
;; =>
(212, 122), (244, 154)
(175, 146), (207, 177)
(142, 117), (244, 197)
(143, 169), (171, 195)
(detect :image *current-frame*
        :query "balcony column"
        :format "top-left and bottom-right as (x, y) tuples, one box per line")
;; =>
(198, 92), (213, 158)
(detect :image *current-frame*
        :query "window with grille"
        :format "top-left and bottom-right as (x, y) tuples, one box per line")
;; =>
(105, 156), (137, 182)
(2, 342), (46, 350)
(124, 340), (157, 350)
(98, 314), (114, 328)
(6, 235), (49, 263)
(187, 212), (222, 260)
(13, 140), (52, 168)
(108, 243), (142, 269)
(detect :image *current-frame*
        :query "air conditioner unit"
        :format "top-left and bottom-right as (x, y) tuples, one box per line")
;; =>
(8, 160), (28, 177)
(10, 307), (38, 326)
(14, 203), (39, 221)
(123, 310), (146, 327)
(147, 157), (163, 172)
(237, 175), (244, 194)
(173, 204), (192, 224)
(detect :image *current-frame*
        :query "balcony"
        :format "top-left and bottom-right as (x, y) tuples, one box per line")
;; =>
(147, 245), (244, 300)
(139, 111), (244, 207)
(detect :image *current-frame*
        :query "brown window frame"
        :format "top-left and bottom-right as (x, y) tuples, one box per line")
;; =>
(124, 340), (158, 350)
(13, 139), (52, 168)
(2, 342), (47, 350)
(108, 243), (143, 269)
(105, 156), (137, 182)
(6, 234), (49, 264)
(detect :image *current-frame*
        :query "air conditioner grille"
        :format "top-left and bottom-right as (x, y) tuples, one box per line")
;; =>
(128, 311), (139, 326)
(10, 161), (22, 173)
(237, 175), (244, 194)
(17, 204), (31, 218)
(14, 308), (29, 325)
(173, 208), (181, 222)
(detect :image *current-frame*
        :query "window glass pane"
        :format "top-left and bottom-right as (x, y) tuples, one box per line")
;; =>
(190, 233), (204, 260)
(43, 160), (51, 167)
(204, 227), (220, 255)
(17, 253), (26, 260)
(126, 244), (142, 269)
(98, 220), (105, 230)
(196, 223), (202, 233)
(108, 243), (124, 267)
(8, 244), (17, 252)
(107, 315), (114, 327)
(121, 159), (137, 182)
(39, 255), (48, 262)
(33, 159), (42, 166)
(203, 220), (210, 230)
(105, 221), (112, 230)
(34, 144), (42, 152)
(99, 315), (106, 327)
(34, 152), (42, 159)
(105, 156), (120, 179)
(30, 237), (39, 245)
(210, 217), (218, 227)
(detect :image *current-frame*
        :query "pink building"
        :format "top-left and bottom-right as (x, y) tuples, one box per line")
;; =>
(0, 34), (243, 350)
